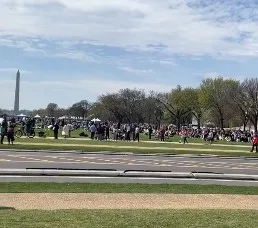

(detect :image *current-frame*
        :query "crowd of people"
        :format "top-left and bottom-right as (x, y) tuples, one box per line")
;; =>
(0, 114), (257, 152)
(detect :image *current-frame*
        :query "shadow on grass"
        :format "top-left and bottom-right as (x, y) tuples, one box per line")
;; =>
(0, 206), (16, 210)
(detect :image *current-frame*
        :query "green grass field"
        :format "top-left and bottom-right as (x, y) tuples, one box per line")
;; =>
(1, 183), (258, 194)
(1, 136), (257, 157)
(1, 210), (257, 228)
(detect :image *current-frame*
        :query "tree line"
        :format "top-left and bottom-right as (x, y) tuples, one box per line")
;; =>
(6, 77), (257, 132)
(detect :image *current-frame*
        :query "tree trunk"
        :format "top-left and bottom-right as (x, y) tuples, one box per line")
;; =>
(197, 118), (201, 129)
(254, 116), (258, 132)
(243, 122), (246, 131)
(177, 116), (181, 132)
(250, 115), (258, 132)
(220, 118), (224, 130)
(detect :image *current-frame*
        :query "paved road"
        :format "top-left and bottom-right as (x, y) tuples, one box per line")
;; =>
(1, 150), (258, 185)
(1, 150), (258, 174)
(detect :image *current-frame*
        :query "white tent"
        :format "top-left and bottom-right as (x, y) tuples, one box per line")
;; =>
(91, 118), (101, 122)
(58, 116), (69, 120)
(34, 114), (41, 118)
(17, 114), (27, 117)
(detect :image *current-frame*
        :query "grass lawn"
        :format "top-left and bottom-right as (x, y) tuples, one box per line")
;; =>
(0, 137), (257, 156)
(1, 183), (258, 195)
(13, 137), (251, 148)
(1, 210), (258, 228)
(1, 129), (257, 157)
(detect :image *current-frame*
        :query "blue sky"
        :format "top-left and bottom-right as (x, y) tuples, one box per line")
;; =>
(1, 0), (258, 110)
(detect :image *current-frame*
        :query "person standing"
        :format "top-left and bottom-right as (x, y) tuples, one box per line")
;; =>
(62, 123), (69, 138)
(90, 124), (97, 140)
(148, 125), (153, 140)
(67, 122), (72, 138)
(105, 124), (110, 140)
(250, 133), (258, 153)
(207, 131), (214, 145)
(25, 118), (31, 137)
(126, 124), (131, 141)
(0, 115), (8, 144)
(131, 124), (136, 141)
(160, 127), (165, 141)
(53, 122), (59, 139)
(113, 126), (118, 141)
(135, 125), (140, 142)
(7, 123), (15, 145)
(180, 128), (188, 144)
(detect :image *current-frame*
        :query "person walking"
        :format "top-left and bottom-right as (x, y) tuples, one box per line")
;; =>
(250, 133), (258, 153)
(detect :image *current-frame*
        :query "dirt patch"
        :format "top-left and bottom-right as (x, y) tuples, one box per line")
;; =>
(1, 193), (257, 210)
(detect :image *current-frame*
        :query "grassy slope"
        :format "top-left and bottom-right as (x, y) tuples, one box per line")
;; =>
(1, 210), (258, 228)
(1, 183), (258, 195)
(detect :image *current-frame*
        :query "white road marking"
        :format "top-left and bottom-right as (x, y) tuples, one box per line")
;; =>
(0, 159), (11, 162)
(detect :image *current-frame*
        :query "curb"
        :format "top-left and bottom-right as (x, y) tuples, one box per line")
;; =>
(1, 169), (258, 181)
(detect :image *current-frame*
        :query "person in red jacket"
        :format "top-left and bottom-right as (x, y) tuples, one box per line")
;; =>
(250, 133), (258, 153)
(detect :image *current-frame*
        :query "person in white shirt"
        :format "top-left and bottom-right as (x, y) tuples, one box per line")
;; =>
(134, 126), (140, 142)
(62, 124), (69, 138)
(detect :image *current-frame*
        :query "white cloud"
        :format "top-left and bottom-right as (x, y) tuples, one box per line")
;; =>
(1, 0), (258, 58)
(118, 67), (153, 74)
(54, 52), (99, 63)
(0, 78), (174, 110)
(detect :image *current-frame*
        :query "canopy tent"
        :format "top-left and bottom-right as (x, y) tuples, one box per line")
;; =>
(17, 114), (27, 117)
(91, 118), (101, 122)
(34, 114), (41, 118)
(58, 116), (69, 120)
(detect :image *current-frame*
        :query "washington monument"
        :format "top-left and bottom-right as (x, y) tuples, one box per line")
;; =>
(14, 70), (20, 114)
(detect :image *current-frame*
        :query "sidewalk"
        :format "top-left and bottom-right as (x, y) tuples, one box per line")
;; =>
(1, 193), (258, 210)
